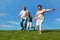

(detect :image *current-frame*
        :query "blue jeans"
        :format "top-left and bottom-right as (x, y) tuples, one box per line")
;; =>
(20, 18), (27, 30)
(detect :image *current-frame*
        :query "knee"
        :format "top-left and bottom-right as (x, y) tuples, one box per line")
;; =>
(20, 21), (23, 24)
(24, 21), (27, 24)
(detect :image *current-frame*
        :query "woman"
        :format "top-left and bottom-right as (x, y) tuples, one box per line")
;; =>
(35, 5), (55, 34)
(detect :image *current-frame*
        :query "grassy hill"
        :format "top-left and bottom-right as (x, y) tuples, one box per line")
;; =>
(0, 30), (60, 40)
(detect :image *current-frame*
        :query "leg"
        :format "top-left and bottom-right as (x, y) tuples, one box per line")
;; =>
(28, 27), (30, 30)
(36, 20), (39, 30)
(39, 19), (44, 34)
(30, 22), (35, 30)
(20, 19), (24, 30)
(37, 26), (39, 31)
(27, 22), (30, 31)
(31, 26), (35, 30)
(24, 19), (27, 30)
(39, 23), (42, 34)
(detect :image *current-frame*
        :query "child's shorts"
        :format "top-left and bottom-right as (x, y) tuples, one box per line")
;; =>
(27, 22), (32, 27)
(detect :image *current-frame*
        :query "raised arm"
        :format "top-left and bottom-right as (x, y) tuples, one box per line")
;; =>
(44, 8), (55, 12)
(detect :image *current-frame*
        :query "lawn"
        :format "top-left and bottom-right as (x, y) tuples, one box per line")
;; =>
(0, 30), (60, 40)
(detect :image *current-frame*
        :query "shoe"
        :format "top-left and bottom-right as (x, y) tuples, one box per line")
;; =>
(38, 31), (42, 34)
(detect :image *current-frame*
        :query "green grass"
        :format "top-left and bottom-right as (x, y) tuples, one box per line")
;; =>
(0, 30), (60, 40)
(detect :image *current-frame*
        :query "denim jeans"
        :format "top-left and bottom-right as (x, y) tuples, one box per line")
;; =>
(20, 18), (27, 30)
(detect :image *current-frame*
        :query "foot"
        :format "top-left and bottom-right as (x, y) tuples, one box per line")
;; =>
(28, 30), (30, 32)
(39, 32), (42, 34)
(38, 31), (42, 34)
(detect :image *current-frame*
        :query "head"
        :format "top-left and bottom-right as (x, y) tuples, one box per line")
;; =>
(26, 12), (30, 17)
(23, 6), (26, 11)
(38, 5), (42, 10)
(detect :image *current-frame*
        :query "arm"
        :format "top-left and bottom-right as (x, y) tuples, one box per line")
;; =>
(36, 13), (40, 17)
(18, 11), (23, 17)
(35, 11), (40, 17)
(35, 13), (39, 20)
(44, 8), (55, 12)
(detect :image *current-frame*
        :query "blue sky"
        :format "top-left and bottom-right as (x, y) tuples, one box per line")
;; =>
(0, 0), (60, 30)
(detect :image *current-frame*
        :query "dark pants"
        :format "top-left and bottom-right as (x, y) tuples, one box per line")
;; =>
(20, 18), (27, 30)
(28, 26), (35, 31)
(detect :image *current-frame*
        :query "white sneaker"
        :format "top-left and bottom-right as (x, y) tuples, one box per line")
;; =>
(39, 32), (42, 34)
(38, 31), (42, 34)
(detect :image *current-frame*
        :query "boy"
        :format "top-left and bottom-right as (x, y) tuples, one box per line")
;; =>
(26, 12), (35, 31)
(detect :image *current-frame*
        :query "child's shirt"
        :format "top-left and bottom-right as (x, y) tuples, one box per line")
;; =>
(27, 16), (32, 22)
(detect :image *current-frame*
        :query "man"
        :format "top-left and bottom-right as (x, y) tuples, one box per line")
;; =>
(18, 6), (28, 30)
(35, 5), (55, 34)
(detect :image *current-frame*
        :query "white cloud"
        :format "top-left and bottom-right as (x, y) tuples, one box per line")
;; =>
(0, 24), (20, 30)
(8, 21), (20, 25)
(0, 14), (6, 16)
(55, 18), (60, 21)
(0, 12), (9, 18)
(54, 18), (60, 24)
(43, 26), (60, 30)
(0, 24), (15, 28)
(0, 13), (8, 18)
(0, 21), (20, 28)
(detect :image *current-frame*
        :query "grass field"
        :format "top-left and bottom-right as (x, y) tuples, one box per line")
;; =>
(0, 30), (60, 40)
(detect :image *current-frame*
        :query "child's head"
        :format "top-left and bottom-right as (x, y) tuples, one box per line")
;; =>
(26, 12), (30, 17)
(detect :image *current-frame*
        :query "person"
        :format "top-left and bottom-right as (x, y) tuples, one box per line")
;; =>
(34, 5), (55, 34)
(26, 12), (35, 31)
(18, 6), (28, 30)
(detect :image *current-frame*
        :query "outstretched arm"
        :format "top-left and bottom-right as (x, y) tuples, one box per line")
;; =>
(44, 8), (55, 12)
(18, 13), (21, 18)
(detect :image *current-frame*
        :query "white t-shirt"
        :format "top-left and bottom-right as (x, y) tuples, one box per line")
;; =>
(36, 9), (45, 19)
(36, 9), (52, 19)
(19, 10), (28, 19)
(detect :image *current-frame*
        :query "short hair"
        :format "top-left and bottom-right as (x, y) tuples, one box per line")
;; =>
(38, 5), (42, 8)
(23, 6), (26, 9)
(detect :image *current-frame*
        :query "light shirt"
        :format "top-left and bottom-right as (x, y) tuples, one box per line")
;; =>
(36, 9), (52, 19)
(36, 9), (45, 19)
(19, 10), (28, 19)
